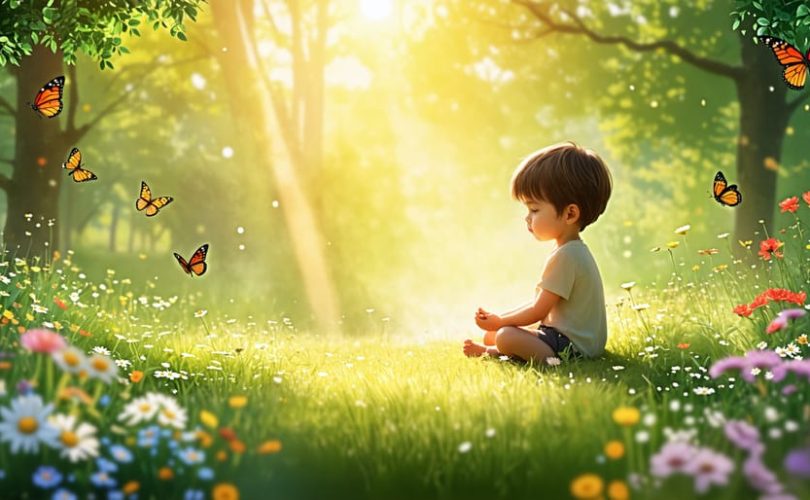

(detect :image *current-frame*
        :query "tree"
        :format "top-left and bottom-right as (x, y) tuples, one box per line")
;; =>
(499, 0), (810, 247)
(0, 0), (203, 256)
(209, 0), (340, 332)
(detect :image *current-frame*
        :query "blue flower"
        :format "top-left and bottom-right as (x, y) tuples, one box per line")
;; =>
(51, 489), (77, 500)
(90, 471), (117, 489)
(107, 491), (124, 500)
(109, 444), (134, 463)
(99, 395), (111, 407)
(197, 467), (214, 481)
(177, 447), (205, 466)
(183, 490), (204, 500)
(0, 469), (5, 480)
(96, 458), (119, 473)
(137, 426), (160, 448)
(32, 466), (63, 489)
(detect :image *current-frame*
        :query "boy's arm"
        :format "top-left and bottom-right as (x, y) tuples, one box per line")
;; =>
(497, 290), (561, 327)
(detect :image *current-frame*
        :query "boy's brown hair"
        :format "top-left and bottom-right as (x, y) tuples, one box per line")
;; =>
(510, 142), (612, 231)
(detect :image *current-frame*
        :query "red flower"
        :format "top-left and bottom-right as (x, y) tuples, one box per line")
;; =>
(733, 304), (753, 317)
(758, 238), (784, 260)
(803, 191), (810, 207)
(764, 288), (806, 306)
(750, 294), (769, 309)
(53, 297), (68, 311)
(779, 196), (800, 213)
(676, 343), (690, 349)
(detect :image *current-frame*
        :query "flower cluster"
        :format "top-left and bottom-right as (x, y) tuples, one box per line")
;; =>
(733, 288), (807, 318)
(650, 441), (734, 494)
(778, 192), (810, 213)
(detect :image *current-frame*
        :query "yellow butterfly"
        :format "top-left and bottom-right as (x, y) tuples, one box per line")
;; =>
(135, 181), (173, 217)
(62, 148), (98, 182)
(712, 171), (742, 207)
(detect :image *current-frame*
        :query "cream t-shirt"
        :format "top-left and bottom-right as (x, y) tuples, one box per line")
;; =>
(535, 239), (607, 358)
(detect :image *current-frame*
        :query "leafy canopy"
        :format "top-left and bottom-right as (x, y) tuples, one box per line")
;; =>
(732, 0), (810, 46)
(0, 0), (204, 69)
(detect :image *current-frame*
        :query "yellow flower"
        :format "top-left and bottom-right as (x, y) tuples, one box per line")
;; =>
(713, 264), (728, 273)
(258, 439), (283, 455)
(608, 480), (630, 500)
(604, 440), (625, 460)
(212, 483), (240, 500)
(2, 310), (13, 320)
(200, 410), (219, 429)
(612, 406), (640, 426)
(691, 265), (700, 272)
(158, 467), (174, 480)
(797, 334), (808, 345)
(738, 239), (753, 249)
(665, 241), (679, 249)
(228, 396), (248, 409)
(570, 473), (604, 499)
(123, 481), (140, 495)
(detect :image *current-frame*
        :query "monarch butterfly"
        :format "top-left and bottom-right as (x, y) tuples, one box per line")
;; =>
(713, 171), (742, 207)
(758, 35), (810, 90)
(135, 181), (173, 217)
(62, 148), (98, 182)
(29, 76), (65, 118)
(174, 244), (209, 276)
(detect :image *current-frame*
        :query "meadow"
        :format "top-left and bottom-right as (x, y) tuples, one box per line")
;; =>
(1, 194), (810, 500)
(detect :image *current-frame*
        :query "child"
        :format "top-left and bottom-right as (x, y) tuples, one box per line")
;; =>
(463, 142), (612, 363)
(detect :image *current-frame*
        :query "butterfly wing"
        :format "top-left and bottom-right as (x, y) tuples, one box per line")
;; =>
(62, 148), (81, 173)
(719, 186), (742, 207)
(71, 167), (98, 183)
(136, 181), (152, 211)
(173, 253), (191, 274)
(144, 197), (173, 217)
(31, 76), (65, 118)
(712, 171), (728, 199)
(187, 244), (209, 276)
(758, 36), (808, 89)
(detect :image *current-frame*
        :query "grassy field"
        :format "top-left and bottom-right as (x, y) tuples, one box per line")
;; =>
(1, 206), (810, 499)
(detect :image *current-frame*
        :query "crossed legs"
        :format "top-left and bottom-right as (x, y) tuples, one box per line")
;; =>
(464, 326), (555, 364)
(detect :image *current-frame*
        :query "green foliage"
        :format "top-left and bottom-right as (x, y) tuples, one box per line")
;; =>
(731, 0), (810, 46)
(0, 0), (204, 68)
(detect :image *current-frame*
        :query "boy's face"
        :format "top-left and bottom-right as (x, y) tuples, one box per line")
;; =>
(523, 198), (568, 241)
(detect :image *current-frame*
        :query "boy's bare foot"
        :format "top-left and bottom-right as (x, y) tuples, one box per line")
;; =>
(463, 339), (488, 357)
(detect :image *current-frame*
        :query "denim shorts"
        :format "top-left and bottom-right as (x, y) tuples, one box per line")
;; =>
(534, 325), (582, 359)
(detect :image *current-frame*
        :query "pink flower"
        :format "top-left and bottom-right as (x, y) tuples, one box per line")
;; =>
(651, 442), (697, 478)
(766, 316), (787, 334)
(724, 420), (761, 452)
(20, 328), (67, 354)
(766, 308), (807, 335)
(684, 447), (734, 494)
(779, 196), (799, 214)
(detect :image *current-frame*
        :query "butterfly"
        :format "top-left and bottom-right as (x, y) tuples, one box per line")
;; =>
(758, 35), (810, 90)
(29, 76), (65, 118)
(174, 244), (209, 277)
(135, 181), (173, 217)
(713, 171), (742, 207)
(62, 148), (98, 182)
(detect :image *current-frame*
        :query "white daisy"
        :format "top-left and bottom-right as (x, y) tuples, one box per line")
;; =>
(87, 354), (118, 384)
(155, 396), (188, 429)
(49, 414), (99, 462)
(118, 393), (161, 426)
(91, 346), (111, 356)
(0, 394), (59, 453)
(51, 346), (88, 375)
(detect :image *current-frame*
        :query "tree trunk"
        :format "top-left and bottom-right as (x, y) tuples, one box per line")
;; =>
(109, 202), (120, 252)
(733, 33), (790, 246)
(4, 45), (65, 257)
(211, 0), (341, 332)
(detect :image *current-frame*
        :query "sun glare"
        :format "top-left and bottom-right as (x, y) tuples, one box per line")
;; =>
(360, 0), (393, 21)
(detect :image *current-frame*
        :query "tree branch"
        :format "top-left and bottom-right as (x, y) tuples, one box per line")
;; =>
(512, 0), (744, 81)
(0, 173), (11, 193)
(787, 91), (809, 116)
(0, 95), (15, 115)
(73, 54), (210, 143)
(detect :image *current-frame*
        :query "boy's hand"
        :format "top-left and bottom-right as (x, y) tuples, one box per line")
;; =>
(475, 309), (502, 331)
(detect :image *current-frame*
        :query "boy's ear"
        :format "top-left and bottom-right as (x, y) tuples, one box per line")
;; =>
(564, 204), (580, 225)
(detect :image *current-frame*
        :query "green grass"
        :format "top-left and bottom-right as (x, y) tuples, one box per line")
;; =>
(1, 218), (810, 499)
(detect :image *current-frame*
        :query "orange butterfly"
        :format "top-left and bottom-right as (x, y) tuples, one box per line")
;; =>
(713, 171), (742, 207)
(759, 35), (810, 90)
(29, 76), (65, 118)
(62, 148), (98, 182)
(135, 181), (173, 217)
(174, 244), (209, 276)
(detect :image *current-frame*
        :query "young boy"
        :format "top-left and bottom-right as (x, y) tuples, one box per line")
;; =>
(463, 142), (612, 363)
